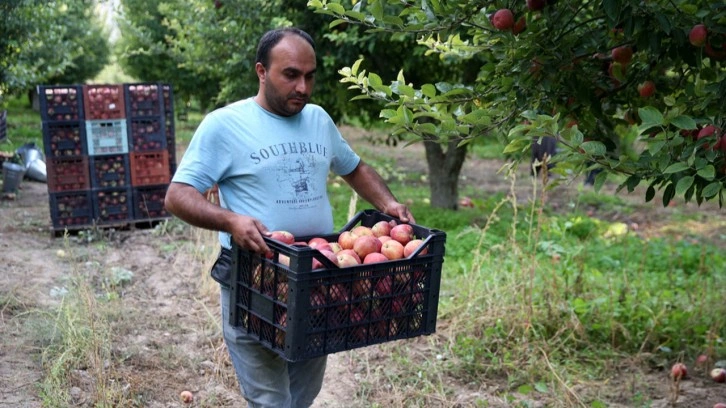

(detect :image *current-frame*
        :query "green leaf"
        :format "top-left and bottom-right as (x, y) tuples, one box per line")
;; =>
(638, 106), (664, 127)
(350, 59), (363, 76)
(669, 115), (697, 130)
(662, 183), (675, 207)
(593, 170), (607, 192)
(421, 84), (437, 98)
(702, 182), (721, 198)
(675, 176), (694, 196)
(663, 162), (690, 174)
(326, 3), (346, 15)
(696, 165), (715, 180)
(517, 384), (533, 395)
(368, 73), (383, 88)
(580, 141), (607, 156)
(603, 0), (621, 25)
(534, 382), (549, 393)
(645, 185), (656, 202)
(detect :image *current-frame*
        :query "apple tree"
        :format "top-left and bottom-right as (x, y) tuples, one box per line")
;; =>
(309, 0), (726, 208)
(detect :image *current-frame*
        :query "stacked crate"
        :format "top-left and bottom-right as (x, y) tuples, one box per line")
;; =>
(40, 83), (175, 234)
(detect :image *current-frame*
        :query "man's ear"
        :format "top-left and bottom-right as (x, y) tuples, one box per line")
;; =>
(255, 62), (266, 81)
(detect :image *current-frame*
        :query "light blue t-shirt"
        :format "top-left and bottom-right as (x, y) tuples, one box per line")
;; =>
(172, 98), (361, 248)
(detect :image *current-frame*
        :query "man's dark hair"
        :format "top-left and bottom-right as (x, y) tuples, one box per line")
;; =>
(256, 27), (315, 68)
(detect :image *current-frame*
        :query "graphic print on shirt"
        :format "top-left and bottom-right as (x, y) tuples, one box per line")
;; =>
(249, 141), (329, 210)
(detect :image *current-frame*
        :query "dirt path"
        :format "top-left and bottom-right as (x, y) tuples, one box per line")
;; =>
(1, 126), (724, 407)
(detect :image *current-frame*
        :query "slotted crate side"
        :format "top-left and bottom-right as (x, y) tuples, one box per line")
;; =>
(92, 187), (133, 225)
(0, 110), (7, 142)
(83, 84), (126, 120)
(46, 156), (90, 192)
(128, 117), (166, 152)
(129, 150), (170, 186)
(86, 119), (129, 155)
(89, 154), (130, 188)
(229, 209), (446, 362)
(49, 190), (94, 229)
(42, 121), (87, 158)
(162, 83), (174, 114)
(38, 85), (84, 121)
(124, 83), (164, 118)
(132, 184), (170, 220)
(165, 111), (176, 176)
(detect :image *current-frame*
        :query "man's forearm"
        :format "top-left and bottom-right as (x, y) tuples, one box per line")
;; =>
(342, 161), (399, 213)
(165, 182), (236, 233)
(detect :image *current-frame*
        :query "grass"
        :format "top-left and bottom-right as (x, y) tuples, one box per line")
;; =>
(5, 95), (726, 407)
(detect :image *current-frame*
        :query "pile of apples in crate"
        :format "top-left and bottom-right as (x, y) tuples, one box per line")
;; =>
(268, 219), (428, 268)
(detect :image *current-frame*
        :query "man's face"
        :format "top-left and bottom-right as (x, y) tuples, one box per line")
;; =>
(257, 35), (316, 117)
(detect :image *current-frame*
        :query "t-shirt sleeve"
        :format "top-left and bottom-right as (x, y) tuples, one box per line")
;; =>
(171, 111), (232, 193)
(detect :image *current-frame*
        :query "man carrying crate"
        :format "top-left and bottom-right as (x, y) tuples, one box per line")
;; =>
(164, 27), (414, 408)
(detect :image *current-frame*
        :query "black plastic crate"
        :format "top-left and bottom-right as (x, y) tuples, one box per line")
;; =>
(42, 121), (86, 158)
(128, 117), (166, 152)
(38, 85), (84, 121)
(229, 209), (446, 362)
(92, 187), (132, 225)
(90, 154), (130, 188)
(49, 190), (94, 229)
(132, 184), (170, 220)
(124, 83), (164, 118)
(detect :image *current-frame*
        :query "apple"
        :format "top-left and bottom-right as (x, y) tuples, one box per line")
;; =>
(671, 362), (687, 380)
(371, 220), (392, 237)
(351, 225), (374, 237)
(403, 239), (428, 257)
(308, 237), (329, 248)
(338, 231), (358, 250)
(353, 235), (381, 259)
(363, 252), (389, 264)
(714, 404), (726, 408)
(336, 252), (360, 267)
(338, 248), (361, 264)
(711, 368), (726, 383)
(352, 278), (372, 297)
(270, 230), (295, 245)
(696, 354), (709, 366)
(381, 240), (405, 260)
(312, 249), (339, 269)
(180, 390), (193, 403)
(527, 0), (546, 11)
(637, 80), (655, 98)
(689, 24), (708, 47)
(491, 9), (514, 31)
(378, 235), (393, 244)
(390, 224), (415, 245)
(611, 46), (633, 65)
(328, 242), (342, 253)
(697, 125), (722, 150)
(375, 275), (393, 295)
(512, 17), (526, 35)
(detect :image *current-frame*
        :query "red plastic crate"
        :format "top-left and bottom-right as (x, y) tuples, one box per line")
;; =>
(229, 210), (446, 362)
(86, 119), (128, 155)
(42, 121), (87, 158)
(92, 187), (132, 224)
(128, 117), (166, 151)
(46, 157), (90, 192)
(124, 83), (164, 118)
(38, 85), (84, 121)
(129, 150), (170, 186)
(49, 190), (94, 229)
(90, 154), (130, 188)
(132, 184), (170, 220)
(83, 84), (125, 120)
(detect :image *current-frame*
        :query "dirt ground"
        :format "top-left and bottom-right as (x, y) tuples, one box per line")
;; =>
(1, 126), (725, 407)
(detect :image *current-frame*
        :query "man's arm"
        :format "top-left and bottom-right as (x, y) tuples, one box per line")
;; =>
(341, 160), (415, 223)
(164, 182), (271, 254)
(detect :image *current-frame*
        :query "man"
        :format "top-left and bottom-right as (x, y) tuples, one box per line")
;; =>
(164, 27), (413, 408)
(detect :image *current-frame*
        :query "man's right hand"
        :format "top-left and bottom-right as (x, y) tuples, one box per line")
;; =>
(228, 215), (271, 256)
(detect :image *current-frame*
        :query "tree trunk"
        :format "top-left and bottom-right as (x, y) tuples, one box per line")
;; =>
(423, 137), (468, 209)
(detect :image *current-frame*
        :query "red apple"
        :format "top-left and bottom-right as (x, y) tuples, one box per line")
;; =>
(338, 230), (358, 250)
(378, 235), (393, 244)
(637, 80), (656, 98)
(697, 125), (722, 150)
(689, 24), (708, 47)
(180, 390), (193, 403)
(336, 252), (360, 267)
(371, 220), (392, 237)
(526, 0), (546, 11)
(328, 242), (342, 253)
(351, 225), (374, 237)
(353, 235), (381, 260)
(611, 46), (633, 65)
(711, 368), (726, 383)
(363, 252), (389, 264)
(381, 240), (405, 260)
(671, 362), (688, 380)
(270, 230), (295, 245)
(403, 239), (428, 257)
(491, 9), (514, 31)
(338, 249), (361, 264)
(512, 17), (526, 35)
(312, 249), (339, 269)
(390, 224), (415, 246)
(308, 237), (329, 248)
(714, 404), (726, 408)
(375, 275), (393, 295)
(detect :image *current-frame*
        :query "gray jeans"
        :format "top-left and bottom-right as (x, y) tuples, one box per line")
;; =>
(220, 284), (327, 408)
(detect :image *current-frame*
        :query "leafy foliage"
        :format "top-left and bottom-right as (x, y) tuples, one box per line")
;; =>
(309, 0), (726, 206)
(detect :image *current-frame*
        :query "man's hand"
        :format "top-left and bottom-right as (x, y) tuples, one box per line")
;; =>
(383, 202), (415, 224)
(228, 215), (271, 255)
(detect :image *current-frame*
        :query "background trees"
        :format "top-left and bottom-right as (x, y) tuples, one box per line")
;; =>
(310, 0), (726, 208)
